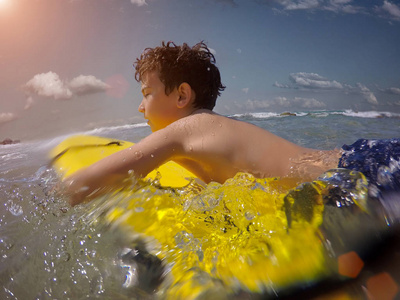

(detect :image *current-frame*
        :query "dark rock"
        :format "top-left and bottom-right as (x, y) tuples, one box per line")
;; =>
(280, 112), (296, 116)
(1, 138), (20, 145)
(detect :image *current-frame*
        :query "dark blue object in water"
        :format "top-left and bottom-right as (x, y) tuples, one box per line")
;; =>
(339, 138), (400, 224)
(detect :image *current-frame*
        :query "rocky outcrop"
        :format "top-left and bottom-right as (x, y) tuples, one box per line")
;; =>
(1, 138), (20, 145)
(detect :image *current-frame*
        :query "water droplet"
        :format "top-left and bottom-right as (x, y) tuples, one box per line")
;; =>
(134, 151), (143, 159)
(135, 207), (144, 212)
(245, 211), (255, 221)
(0, 237), (14, 250)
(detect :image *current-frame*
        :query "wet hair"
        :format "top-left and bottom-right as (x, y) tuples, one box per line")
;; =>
(134, 41), (225, 110)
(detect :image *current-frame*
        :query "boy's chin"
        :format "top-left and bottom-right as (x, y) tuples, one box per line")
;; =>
(149, 122), (168, 132)
(146, 120), (154, 130)
(148, 123), (158, 132)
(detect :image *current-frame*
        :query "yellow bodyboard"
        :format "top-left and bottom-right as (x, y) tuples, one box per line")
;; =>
(49, 134), (340, 298)
(49, 134), (197, 188)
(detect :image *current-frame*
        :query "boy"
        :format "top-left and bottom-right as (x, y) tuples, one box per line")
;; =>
(64, 41), (340, 206)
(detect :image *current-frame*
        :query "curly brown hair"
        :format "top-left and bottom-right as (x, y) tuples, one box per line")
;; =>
(134, 41), (225, 110)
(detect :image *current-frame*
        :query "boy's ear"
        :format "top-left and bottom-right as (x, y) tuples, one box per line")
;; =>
(176, 82), (194, 109)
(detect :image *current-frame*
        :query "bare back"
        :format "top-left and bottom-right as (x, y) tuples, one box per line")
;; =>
(162, 110), (340, 183)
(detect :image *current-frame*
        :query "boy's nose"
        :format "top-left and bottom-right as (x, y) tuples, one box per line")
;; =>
(138, 102), (145, 113)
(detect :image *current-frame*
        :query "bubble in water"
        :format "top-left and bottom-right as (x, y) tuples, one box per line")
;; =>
(174, 231), (193, 249)
(6, 200), (23, 216)
(377, 165), (393, 186)
(185, 190), (222, 212)
(317, 168), (369, 211)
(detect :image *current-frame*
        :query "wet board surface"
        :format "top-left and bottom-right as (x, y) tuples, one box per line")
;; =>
(49, 134), (197, 188)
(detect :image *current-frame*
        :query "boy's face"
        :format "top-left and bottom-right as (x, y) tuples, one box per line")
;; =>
(138, 71), (180, 132)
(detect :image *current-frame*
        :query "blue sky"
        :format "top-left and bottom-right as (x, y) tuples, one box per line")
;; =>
(1, 0), (400, 140)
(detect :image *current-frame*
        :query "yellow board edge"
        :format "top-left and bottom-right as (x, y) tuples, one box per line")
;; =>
(49, 134), (197, 188)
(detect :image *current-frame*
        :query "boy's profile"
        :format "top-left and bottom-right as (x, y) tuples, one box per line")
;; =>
(64, 41), (340, 205)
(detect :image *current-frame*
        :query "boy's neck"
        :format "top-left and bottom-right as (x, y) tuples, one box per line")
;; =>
(188, 108), (213, 116)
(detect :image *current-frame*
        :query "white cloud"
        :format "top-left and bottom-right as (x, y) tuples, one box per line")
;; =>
(274, 72), (382, 107)
(274, 96), (290, 107)
(356, 83), (378, 105)
(280, 0), (320, 10)
(272, 95), (326, 109)
(69, 75), (110, 95)
(130, 0), (147, 7)
(273, 81), (290, 88)
(322, 0), (363, 14)
(276, 72), (380, 106)
(382, 0), (400, 18)
(244, 99), (271, 110)
(364, 93), (378, 105)
(24, 96), (34, 110)
(241, 96), (325, 110)
(384, 87), (400, 95)
(267, 0), (373, 16)
(24, 72), (73, 100)
(0, 112), (17, 124)
(242, 87), (249, 94)
(374, 0), (400, 21)
(293, 96), (326, 108)
(289, 72), (343, 90)
(258, 0), (399, 21)
(24, 72), (109, 101)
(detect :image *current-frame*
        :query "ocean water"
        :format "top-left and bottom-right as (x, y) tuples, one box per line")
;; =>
(1, 109), (400, 299)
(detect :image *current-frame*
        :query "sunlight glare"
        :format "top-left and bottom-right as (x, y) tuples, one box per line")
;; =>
(0, 0), (11, 9)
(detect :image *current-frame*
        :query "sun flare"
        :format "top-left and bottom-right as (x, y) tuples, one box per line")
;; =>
(0, 0), (10, 9)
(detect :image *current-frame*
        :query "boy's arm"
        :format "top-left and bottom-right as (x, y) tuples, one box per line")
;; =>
(62, 128), (181, 206)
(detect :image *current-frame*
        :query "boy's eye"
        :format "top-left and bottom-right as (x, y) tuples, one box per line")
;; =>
(142, 89), (151, 97)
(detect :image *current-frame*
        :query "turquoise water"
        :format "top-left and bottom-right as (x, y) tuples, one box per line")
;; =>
(1, 110), (400, 299)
